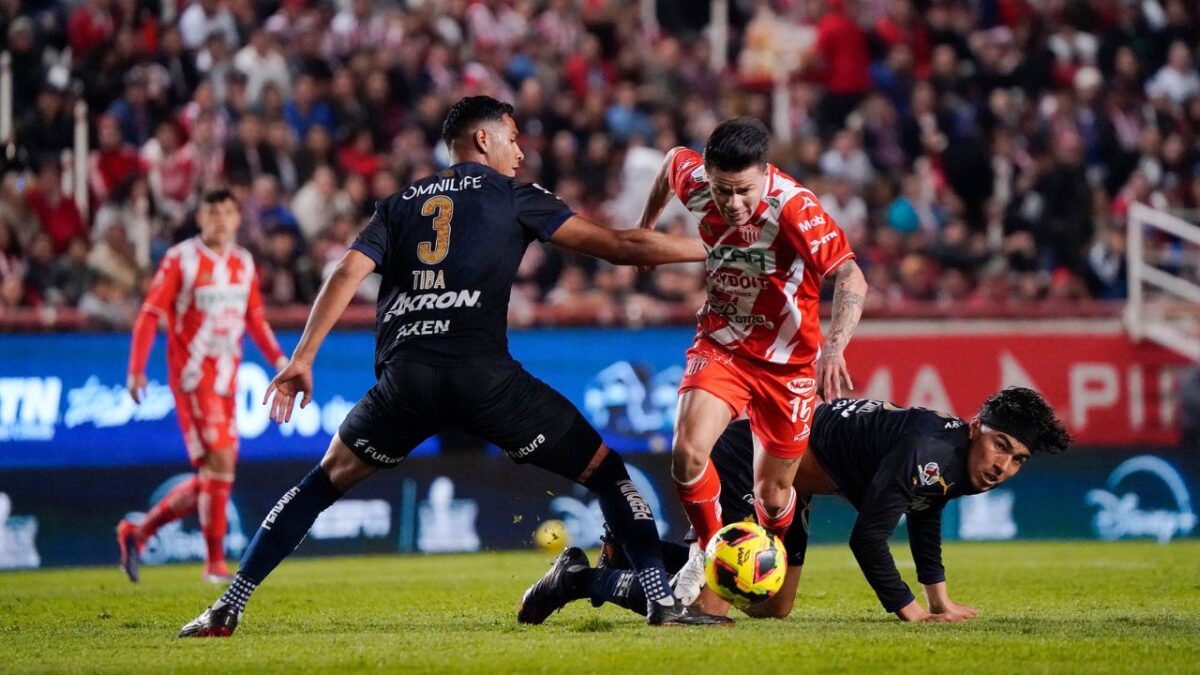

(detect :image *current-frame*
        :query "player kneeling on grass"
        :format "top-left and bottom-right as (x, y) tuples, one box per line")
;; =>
(518, 387), (1070, 623)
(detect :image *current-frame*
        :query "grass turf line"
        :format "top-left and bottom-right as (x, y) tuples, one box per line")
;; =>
(1, 541), (1197, 674)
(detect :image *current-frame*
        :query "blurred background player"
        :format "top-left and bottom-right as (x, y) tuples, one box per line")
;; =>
(520, 388), (1070, 623)
(178, 96), (730, 637)
(636, 118), (868, 599)
(118, 189), (287, 584)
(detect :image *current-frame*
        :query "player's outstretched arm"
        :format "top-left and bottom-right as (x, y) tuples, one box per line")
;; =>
(264, 249), (375, 424)
(636, 146), (683, 231)
(549, 214), (706, 266)
(816, 259), (867, 400)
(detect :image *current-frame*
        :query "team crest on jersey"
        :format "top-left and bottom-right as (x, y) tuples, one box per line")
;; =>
(919, 462), (953, 494)
(738, 223), (762, 243)
(920, 462), (941, 486)
(765, 196), (781, 210)
(786, 378), (816, 397)
(685, 356), (709, 376)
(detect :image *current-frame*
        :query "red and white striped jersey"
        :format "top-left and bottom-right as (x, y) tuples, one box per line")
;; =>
(668, 148), (856, 366)
(131, 238), (283, 395)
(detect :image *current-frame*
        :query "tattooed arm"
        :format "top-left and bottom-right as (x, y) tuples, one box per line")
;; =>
(816, 259), (867, 400)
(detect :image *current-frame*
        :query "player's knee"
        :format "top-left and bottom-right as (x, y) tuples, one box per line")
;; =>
(753, 473), (792, 499)
(670, 438), (710, 482)
(321, 435), (376, 491)
(201, 447), (237, 476)
(580, 448), (630, 490)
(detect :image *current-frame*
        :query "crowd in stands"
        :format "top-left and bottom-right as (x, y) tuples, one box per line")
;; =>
(1, 0), (1198, 328)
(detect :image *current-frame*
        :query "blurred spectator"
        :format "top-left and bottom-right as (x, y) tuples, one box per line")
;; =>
(283, 74), (335, 142)
(78, 274), (138, 328)
(819, 129), (874, 188)
(811, 0), (871, 135)
(157, 26), (202, 107)
(6, 17), (44, 114)
(24, 161), (86, 255)
(1, 0), (1195, 324)
(86, 223), (140, 295)
(224, 113), (279, 185)
(259, 225), (316, 305)
(246, 175), (299, 250)
(821, 176), (868, 245)
(141, 120), (196, 225)
(1145, 40), (1200, 106)
(106, 69), (157, 147)
(88, 114), (144, 205)
(179, 0), (238, 51)
(68, 0), (115, 63)
(17, 86), (73, 163)
(235, 29), (292, 106)
(292, 166), (342, 242)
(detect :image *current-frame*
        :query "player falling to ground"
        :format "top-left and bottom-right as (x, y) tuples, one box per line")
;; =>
(179, 96), (732, 637)
(520, 388), (1070, 623)
(119, 189), (288, 583)
(636, 118), (868, 601)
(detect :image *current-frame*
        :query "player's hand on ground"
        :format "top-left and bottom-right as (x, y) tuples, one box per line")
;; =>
(264, 359), (314, 424)
(930, 600), (979, 622)
(127, 373), (147, 404)
(815, 348), (853, 400)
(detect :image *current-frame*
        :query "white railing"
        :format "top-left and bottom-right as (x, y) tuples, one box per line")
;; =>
(73, 101), (88, 221)
(1126, 202), (1200, 361)
(1, 51), (11, 147)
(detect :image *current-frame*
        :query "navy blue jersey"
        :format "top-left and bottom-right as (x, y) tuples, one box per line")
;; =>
(350, 162), (572, 373)
(809, 399), (979, 612)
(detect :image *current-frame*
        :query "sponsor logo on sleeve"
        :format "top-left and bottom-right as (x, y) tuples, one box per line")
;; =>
(809, 231), (839, 254)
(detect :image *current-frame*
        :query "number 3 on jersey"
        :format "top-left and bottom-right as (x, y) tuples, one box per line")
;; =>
(418, 195), (453, 264)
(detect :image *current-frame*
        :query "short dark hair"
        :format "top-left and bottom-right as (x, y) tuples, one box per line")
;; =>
(977, 387), (1071, 455)
(201, 188), (237, 206)
(441, 96), (515, 145)
(704, 117), (770, 172)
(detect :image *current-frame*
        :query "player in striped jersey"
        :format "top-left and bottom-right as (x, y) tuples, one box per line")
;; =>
(637, 118), (868, 601)
(118, 189), (287, 584)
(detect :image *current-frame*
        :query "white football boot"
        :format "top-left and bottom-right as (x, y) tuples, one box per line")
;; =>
(669, 541), (707, 606)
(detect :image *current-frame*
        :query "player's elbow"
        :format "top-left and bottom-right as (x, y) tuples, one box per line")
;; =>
(835, 259), (868, 295)
(603, 230), (642, 265)
(745, 595), (794, 619)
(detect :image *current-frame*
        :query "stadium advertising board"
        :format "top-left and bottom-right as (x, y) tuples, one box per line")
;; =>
(0, 327), (1188, 469)
(0, 450), (1195, 569)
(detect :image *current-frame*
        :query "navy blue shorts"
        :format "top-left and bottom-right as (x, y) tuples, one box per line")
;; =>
(339, 359), (602, 480)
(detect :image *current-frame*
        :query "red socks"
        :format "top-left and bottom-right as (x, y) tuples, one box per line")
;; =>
(136, 475), (200, 540)
(755, 487), (797, 540)
(674, 461), (723, 548)
(198, 476), (234, 567)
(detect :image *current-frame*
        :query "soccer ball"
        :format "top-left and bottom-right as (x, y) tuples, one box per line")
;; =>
(533, 519), (569, 553)
(703, 521), (786, 608)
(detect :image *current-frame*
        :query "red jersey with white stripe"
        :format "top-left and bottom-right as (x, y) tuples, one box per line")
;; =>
(131, 238), (283, 396)
(668, 148), (855, 366)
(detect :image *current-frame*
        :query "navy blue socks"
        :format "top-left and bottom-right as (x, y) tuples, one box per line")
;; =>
(217, 465), (343, 612)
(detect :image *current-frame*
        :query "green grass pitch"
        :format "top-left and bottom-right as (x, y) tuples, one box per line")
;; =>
(2, 541), (1198, 674)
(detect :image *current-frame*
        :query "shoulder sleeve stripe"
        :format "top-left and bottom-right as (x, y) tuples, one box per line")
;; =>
(350, 241), (383, 266)
(820, 250), (857, 277)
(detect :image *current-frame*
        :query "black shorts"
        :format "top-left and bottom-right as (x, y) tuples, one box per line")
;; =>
(338, 359), (603, 481)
